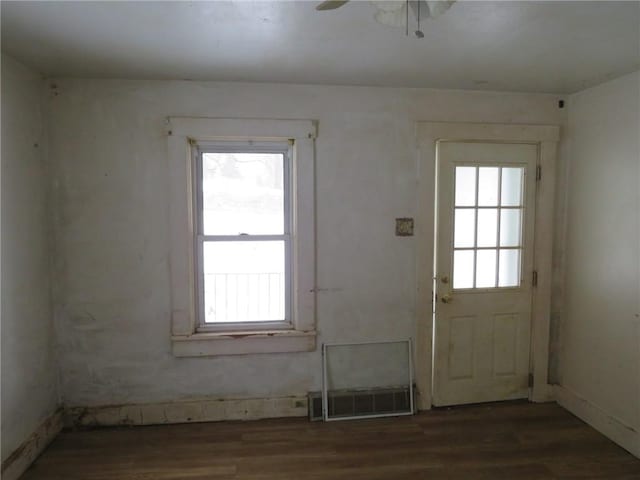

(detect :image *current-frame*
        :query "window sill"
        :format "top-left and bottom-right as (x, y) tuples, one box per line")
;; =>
(171, 330), (317, 357)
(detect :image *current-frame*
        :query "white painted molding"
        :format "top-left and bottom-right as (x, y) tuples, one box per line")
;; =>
(529, 139), (557, 403)
(555, 385), (639, 458)
(172, 330), (316, 357)
(167, 117), (317, 140)
(167, 132), (196, 337)
(64, 395), (308, 428)
(417, 122), (560, 146)
(531, 383), (555, 403)
(1, 409), (63, 480)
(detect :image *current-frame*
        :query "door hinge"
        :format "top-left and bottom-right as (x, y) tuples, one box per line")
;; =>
(528, 373), (534, 388)
(532, 270), (538, 287)
(536, 165), (542, 181)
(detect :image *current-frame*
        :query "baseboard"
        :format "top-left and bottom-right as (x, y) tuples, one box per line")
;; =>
(64, 395), (308, 428)
(530, 382), (555, 403)
(1, 408), (64, 480)
(555, 385), (639, 458)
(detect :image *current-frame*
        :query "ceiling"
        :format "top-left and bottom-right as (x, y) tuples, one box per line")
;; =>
(1, 1), (638, 93)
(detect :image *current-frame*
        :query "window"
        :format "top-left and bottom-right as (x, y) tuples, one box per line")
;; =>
(195, 143), (291, 330)
(452, 165), (525, 290)
(167, 117), (316, 356)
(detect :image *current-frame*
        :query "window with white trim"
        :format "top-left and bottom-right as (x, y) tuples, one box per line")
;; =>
(195, 142), (292, 330)
(167, 117), (316, 357)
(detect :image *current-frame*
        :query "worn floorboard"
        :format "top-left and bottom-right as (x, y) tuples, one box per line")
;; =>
(21, 402), (640, 479)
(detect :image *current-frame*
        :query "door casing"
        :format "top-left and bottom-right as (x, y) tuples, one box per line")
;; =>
(415, 122), (560, 410)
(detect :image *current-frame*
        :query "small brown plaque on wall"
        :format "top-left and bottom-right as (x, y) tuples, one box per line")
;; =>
(395, 218), (414, 236)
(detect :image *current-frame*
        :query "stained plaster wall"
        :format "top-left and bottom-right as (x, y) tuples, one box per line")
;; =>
(45, 78), (567, 407)
(559, 71), (640, 444)
(1, 54), (59, 462)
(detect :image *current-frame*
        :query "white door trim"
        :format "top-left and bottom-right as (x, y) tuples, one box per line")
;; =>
(415, 122), (560, 410)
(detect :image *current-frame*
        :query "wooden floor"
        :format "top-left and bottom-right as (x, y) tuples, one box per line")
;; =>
(22, 402), (640, 480)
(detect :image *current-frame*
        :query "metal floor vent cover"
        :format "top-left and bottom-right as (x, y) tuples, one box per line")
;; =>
(321, 340), (414, 421)
(308, 387), (412, 421)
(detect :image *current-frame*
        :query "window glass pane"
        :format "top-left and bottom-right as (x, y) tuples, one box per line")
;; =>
(499, 249), (521, 287)
(454, 209), (475, 248)
(500, 209), (522, 247)
(455, 167), (476, 207)
(202, 152), (284, 235)
(203, 241), (285, 323)
(478, 167), (499, 206)
(476, 249), (497, 288)
(501, 167), (524, 206)
(453, 250), (474, 289)
(477, 209), (498, 247)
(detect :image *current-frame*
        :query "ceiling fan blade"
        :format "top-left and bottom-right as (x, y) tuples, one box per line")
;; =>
(425, 0), (456, 18)
(316, 1), (349, 11)
(409, 0), (456, 20)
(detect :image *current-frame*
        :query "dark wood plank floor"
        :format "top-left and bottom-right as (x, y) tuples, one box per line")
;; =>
(22, 402), (640, 479)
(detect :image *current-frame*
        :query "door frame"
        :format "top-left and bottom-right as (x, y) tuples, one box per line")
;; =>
(415, 122), (560, 410)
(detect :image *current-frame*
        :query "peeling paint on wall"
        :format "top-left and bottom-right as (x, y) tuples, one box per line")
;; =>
(46, 77), (566, 408)
(64, 396), (308, 428)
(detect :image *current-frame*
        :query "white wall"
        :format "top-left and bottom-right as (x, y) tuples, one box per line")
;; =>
(559, 71), (640, 454)
(46, 78), (565, 407)
(1, 55), (59, 461)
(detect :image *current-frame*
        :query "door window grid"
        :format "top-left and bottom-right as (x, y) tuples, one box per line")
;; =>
(452, 166), (525, 290)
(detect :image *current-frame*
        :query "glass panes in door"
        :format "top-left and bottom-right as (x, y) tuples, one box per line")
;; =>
(452, 165), (525, 289)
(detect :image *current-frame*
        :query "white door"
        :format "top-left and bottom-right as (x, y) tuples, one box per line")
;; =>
(433, 141), (538, 406)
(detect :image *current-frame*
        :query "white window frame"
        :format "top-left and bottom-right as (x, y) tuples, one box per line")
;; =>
(167, 117), (317, 356)
(195, 141), (293, 332)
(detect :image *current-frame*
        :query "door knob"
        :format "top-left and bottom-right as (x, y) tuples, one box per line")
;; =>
(441, 294), (453, 304)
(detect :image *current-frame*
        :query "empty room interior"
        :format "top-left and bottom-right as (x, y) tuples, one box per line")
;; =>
(1, 1), (640, 478)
